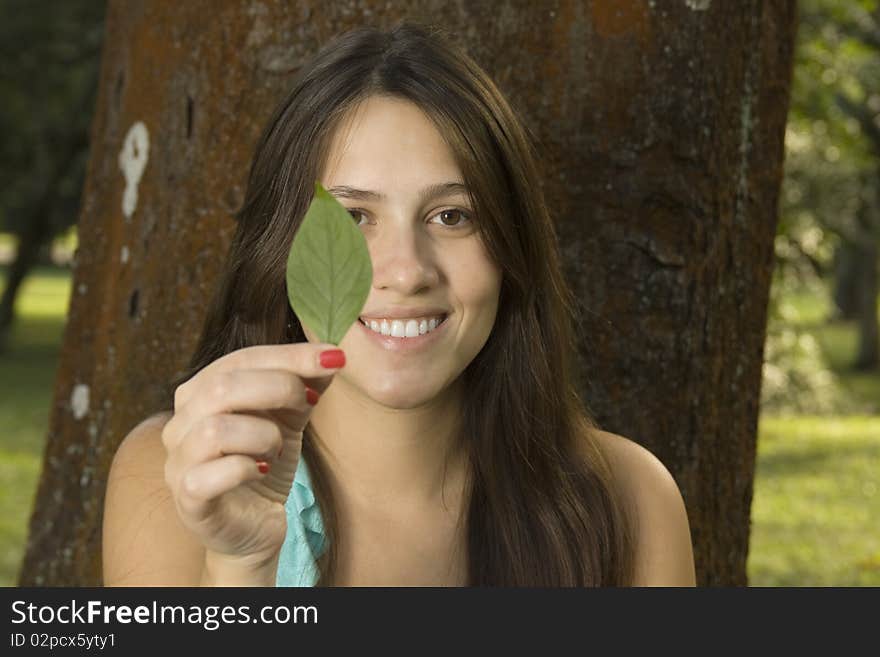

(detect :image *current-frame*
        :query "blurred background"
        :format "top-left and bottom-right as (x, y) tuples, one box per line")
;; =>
(1, 0), (877, 586)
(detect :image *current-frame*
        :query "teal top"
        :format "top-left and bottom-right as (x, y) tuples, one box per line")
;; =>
(276, 457), (327, 587)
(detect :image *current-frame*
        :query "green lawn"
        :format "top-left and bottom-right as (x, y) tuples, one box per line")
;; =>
(0, 264), (877, 585)
(0, 265), (71, 585)
(748, 284), (880, 585)
(749, 415), (880, 585)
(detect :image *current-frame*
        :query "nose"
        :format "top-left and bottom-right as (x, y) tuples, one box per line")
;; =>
(369, 222), (440, 294)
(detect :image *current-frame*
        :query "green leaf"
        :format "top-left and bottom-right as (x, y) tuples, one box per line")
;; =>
(286, 181), (373, 345)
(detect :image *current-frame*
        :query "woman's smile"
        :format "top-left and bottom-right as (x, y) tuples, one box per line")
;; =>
(356, 312), (451, 352)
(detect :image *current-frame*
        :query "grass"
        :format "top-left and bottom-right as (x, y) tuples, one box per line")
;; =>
(749, 281), (880, 584)
(0, 264), (71, 585)
(748, 416), (880, 585)
(0, 263), (877, 586)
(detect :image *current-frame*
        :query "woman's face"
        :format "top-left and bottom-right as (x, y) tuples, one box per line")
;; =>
(303, 95), (502, 409)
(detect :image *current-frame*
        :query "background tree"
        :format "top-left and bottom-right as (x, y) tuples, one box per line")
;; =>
(783, 0), (879, 370)
(0, 0), (105, 351)
(19, 0), (796, 586)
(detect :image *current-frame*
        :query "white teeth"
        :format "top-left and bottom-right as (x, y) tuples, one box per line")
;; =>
(361, 315), (446, 338)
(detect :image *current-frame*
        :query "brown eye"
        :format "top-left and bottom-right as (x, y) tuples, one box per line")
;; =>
(432, 209), (471, 227)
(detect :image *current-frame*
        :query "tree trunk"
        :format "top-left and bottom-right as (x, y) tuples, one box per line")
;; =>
(0, 209), (49, 342)
(19, 0), (797, 586)
(832, 241), (861, 321)
(551, 0), (796, 586)
(854, 236), (879, 371)
(0, 129), (85, 346)
(832, 197), (880, 370)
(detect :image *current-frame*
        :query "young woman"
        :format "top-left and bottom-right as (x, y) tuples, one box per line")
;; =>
(102, 20), (696, 587)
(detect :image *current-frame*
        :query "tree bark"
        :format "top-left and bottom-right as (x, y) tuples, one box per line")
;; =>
(559, 0), (797, 587)
(19, 0), (797, 586)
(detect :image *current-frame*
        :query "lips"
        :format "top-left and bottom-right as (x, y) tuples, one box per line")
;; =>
(358, 306), (450, 321)
(358, 313), (448, 326)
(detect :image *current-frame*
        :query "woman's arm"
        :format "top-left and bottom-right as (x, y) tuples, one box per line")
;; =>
(102, 412), (206, 586)
(104, 412), (285, 586)
(595, 431), (697, 587)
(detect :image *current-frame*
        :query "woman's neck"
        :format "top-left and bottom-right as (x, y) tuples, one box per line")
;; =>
(306, 376), (467, 514)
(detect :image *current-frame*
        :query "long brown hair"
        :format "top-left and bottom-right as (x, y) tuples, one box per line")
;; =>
(169, 19), (636, 586)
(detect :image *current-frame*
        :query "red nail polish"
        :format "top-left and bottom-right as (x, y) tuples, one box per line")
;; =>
(319, 349), (345, 369)
(306, 387), (320, 405)
(256, 460), (269, 474)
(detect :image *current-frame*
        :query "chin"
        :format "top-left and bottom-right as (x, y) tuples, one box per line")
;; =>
(365, 376), (447, 410)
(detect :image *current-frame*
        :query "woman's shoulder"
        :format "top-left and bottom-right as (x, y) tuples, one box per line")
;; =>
(109, 411), (173, 477)
(104, 410), (204, 585)
(585, 428), (697, 586)
(130, 410), (174, 440)
(589, 430), (674, 491)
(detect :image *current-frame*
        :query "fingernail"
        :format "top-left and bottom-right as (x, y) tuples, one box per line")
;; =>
(306, 387), (320, 405)
(256, 460), (269, 474)
(319, 349), (345, 369)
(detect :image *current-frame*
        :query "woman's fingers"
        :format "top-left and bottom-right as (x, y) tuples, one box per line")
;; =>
(164, 368), (319, 452)
(175, 412), (283, 467)
(154, 342), (348, 561)
(177, 454), (268, 522)
(173, 343), (344, 411)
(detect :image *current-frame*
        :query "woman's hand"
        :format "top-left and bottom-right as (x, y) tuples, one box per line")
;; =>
(161, 342), (345, 570)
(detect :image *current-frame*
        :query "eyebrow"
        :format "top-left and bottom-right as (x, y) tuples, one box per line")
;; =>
(326, 182), (470, 203)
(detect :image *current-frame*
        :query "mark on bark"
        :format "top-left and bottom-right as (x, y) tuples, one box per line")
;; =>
(258, 45), (306, 73)
(222, 185), (244, 214)
(186, 96), (194, 139)
(128, 289), (140, 318)
(118, 121), (150, 219)
(120, 245), (129, 264)
(114, 71), (124, 109)
(621, 237), (685, 268)
(684, 0), (711, 10)
(591, 0), (650, 42)
(735, 10), (762, 227)
(246, 1), (272, 48)
(71, 384), (90, 420)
